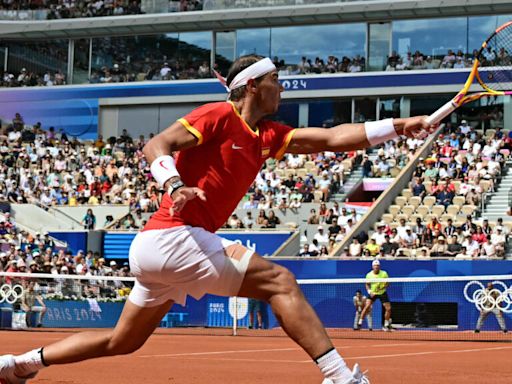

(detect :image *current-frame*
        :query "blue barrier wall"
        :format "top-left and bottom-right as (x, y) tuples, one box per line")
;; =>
(48, 231), (88, 255)
(103, 231), (294, 259)
(0, 70), (470, 139)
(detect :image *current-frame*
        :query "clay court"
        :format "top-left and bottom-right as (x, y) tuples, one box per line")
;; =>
(1, 329), (511, 383)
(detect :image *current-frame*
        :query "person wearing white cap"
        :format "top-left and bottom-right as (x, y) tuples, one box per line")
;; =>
(314, 225), (329, 244)
(358, 260), (392, 332)
(1, 55), (435, 384)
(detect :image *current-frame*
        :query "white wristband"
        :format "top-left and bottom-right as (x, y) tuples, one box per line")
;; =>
(150, 155), (180, 187)
(364, 118), (398, 146)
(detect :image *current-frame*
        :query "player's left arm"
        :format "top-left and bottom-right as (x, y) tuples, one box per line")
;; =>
(285, 116), (434, 154)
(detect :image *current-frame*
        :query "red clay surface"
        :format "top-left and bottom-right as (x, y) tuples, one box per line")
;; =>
(1, 329), (511, 383)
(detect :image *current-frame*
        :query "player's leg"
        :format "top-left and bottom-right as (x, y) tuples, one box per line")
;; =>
(358, 300), (373, 329)
(366, 309), (373, 331)
(353, 310), (361, 330)
(1, 298), (173, 382)
(383, 302), (392, 330)
(256, 305), (263, 329)
(475, 310), (488, 333)
(236, 252), (367, 384)
(494, 310), (508, 333)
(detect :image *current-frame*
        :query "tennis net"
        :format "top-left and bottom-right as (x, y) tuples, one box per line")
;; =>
(1, 272), (511, 342)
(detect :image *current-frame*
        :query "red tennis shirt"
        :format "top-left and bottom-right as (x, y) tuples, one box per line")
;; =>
(144, 101), (296, 233)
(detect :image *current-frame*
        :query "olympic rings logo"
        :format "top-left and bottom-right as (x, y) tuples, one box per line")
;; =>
(0, 284), (24, 304)
(463, 280), (512, 313)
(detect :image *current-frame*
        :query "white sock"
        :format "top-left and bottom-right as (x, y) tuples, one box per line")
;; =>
(316, 348), (353, 383)
(14, 348), (46, 377)
(384, 320), (389, 327)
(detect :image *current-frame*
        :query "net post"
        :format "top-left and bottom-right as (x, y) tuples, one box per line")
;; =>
(232, 296), (238, 336)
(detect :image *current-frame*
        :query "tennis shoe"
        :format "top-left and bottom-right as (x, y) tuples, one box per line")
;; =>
(321, 364), (370, 384)
(0, 355), (37, 384)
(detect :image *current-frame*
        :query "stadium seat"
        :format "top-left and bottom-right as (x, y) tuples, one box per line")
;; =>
(410, 213), (422, 223)
(424, 214), (436, 223)
(440, 213), (454, 223)
(446, 205), (460, 216)
(452, 196), (465, 207)
(296, 168), (307, 178)
(395, 213), (408, 223)
(394, 196), (407, 207)
(285, 169), (296, 178)
(401, 189), (413, 200)
(408, 196), (422, 208)
(423, 196), (436, 208)
(460, 205), (477, 216)
(381, 213), (394, 224)
(389, 205), (401, 216)
(402, 205), (416, 217)
(431, 205), (446, 216)
(275, 169), (285, 178)
(452, 180), (461, 194)
(314, 190), (323, 202)
(390, 167), (401, 177)
(304, 161), (316, 173)
(416, 205), (430, 217)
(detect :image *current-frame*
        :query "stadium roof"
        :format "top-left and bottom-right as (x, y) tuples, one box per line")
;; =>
(0, 0), (511, 40)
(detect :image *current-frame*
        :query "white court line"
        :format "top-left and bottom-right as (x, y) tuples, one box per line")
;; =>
(138, 342), (442, 359)
(137, 347), (299, 358)
(344, 346), (512, 360)
(143, 345), (512, 364)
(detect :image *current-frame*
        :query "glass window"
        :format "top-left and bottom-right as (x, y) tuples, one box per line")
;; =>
(73, 39), (90, 84)
(236, 28), (271, 59)
(468, 15), (512, 55)
(308, 99), (351, 127)
(392, 18), (467, 64)
(379, 97), (401, 119)
(368, 22), (391, 71)
(270, 23), (366, 69)
(91, 33), (212, 82)
(354, 98), (376, 122)
(215, 31), (236, 75)
(7, 39), (68, 86)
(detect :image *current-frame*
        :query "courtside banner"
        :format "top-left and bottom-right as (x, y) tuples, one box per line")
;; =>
(103, 231), (294, 259)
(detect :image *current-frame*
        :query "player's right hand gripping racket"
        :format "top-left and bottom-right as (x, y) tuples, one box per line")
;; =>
(425, 20), (512, 125)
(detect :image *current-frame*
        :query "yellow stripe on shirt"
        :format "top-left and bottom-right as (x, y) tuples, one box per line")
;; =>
(178, 118), (204, 145)
(275, 129), (297, 160)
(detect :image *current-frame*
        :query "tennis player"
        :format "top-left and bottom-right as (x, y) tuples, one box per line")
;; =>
(0, 55), (435, 384)
(358, 260), (392, 331)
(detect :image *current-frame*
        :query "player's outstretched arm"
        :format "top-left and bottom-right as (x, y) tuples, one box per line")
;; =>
(286, 116), (436, 154)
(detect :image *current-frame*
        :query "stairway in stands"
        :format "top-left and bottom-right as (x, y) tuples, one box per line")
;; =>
(481, 159), (512, 258)
(483, 159), (512, 222)
(332, 165), (363, 202)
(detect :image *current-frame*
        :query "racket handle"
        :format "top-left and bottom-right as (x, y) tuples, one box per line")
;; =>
(425, 100), (458, 125)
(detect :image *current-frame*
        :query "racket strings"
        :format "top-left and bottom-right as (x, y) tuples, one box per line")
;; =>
(477, 24), (512, 92)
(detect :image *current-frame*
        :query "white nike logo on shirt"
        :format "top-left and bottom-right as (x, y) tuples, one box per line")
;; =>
(232, 144), (243, 149)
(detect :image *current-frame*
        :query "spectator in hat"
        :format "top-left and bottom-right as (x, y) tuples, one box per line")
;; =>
(430, 236), (448, 257)
(314, 226), (329, 244)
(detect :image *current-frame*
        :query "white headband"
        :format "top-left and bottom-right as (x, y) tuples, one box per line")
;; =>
(214, 57), (277, 92)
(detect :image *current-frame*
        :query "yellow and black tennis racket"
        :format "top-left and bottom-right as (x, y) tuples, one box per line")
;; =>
(425, 20), (512, 125)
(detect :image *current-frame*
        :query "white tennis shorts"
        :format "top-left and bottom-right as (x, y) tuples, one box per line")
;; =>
(128, 226), (254, 307)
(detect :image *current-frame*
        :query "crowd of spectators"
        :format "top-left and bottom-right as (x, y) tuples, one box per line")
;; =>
(0, 0), (143, 18)
(1, 68), (66, 87)
(345, 119), (512, 259)
(0, 113), (163, 228)
(385, 47), (511, 71)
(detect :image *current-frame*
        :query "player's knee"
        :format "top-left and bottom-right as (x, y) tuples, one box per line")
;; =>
(106, 333), (145, 356)
(274, 267), (299, 296)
